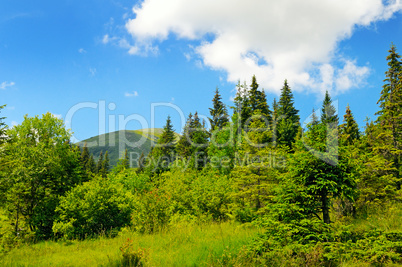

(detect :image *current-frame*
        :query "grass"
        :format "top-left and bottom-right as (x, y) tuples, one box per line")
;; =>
(0, 222), (261, 267)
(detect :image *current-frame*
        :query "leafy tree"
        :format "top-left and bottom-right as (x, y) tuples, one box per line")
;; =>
(0, 113), (83, 238)
(374, 44), (402, 190)
(339, 105), (360, 146)
(321, 90), (338, 125)
(276, 80), (300, 149)
(208, 87), (229, 132)
(53, 178), (133, 239)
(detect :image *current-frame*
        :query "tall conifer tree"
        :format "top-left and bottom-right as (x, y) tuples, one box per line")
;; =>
(375, 44), (402, 189)
(276, 80), (300, 148)
(321, 90), (338, 125)
(340, 105), (360, 146)
(209, 87), (229, 131)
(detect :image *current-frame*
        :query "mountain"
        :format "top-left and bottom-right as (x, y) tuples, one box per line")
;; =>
(77, 128), (180, 167)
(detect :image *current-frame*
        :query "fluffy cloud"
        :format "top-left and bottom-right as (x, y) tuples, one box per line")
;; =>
(0, 81), (15, 90)
(124, 0), (401, 94)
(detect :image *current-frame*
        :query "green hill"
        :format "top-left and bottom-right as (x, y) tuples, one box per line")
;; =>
(77, 129), (180, 167)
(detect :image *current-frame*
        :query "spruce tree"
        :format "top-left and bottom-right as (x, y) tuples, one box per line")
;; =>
(340, 105), (360, 146)
(271, 98), (278, 145)
(96, 151), (104, 174)
(233, 81), (251, 128)
(150, 116), (176, 173)
(321, 90), (338, 125)
(375, 44), (402, 189)
(176, 113), (193, 159)
(81, 143), (90, 169)
(247, 76), (271, 123)
(209, 87), (229, 131)
(100, 151), (110, 178)
(276, 80), (300, 148)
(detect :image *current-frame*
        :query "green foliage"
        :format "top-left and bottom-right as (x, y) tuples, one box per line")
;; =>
(321, 90), (338, 125)
(53, 178), (133, 239)
(0, 104), (7, 146)
(130, 189), (172, 234)
(113, 148), (130, 174)
(340, 104), (360, 146)
(0, 113), (83, 239)
(146, 116), (176, 174)
(208, 124), (235, 173)
(374, 44), (402, 190)
(231, 163), (280, 222)
(175, 112), (209, 170)
(119, 239), (149, 266)
(209, 87), (229, 131)
(276, 80), (300, 149)
(280, 122), (356, 224)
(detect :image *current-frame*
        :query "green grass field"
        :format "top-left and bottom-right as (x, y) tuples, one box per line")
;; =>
(0, 222), (260, 267)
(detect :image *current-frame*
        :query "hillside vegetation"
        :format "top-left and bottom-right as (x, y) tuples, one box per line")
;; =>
(0, 45), (402, 266)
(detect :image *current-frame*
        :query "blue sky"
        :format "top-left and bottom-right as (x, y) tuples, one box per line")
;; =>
(1, 0), (401, 142)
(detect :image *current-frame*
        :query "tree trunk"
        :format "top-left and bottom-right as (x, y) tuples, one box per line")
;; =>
(321, 191), (330, 224)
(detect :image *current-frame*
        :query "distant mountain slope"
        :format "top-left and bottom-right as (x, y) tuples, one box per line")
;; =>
(77, 129), (179, 167)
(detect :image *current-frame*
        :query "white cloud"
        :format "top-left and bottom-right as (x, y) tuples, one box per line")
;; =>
(125, 91), (139, 97)
(0, 81), (15, 90)
(78, 48), (87, 54)
(11, 121), (18, 127)
(124, 0), (402, 94)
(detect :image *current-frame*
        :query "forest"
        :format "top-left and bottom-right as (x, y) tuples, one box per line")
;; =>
(0, 45), (401, 266)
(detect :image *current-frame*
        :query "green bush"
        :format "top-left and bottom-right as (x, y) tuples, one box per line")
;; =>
(131, 189), (172, 234)
(53, 178), (134, 239)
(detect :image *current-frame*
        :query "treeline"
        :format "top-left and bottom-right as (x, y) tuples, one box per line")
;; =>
(0, 45), (401, 265)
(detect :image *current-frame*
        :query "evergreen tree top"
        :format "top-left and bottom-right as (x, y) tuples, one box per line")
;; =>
(209, 87), (229, 130)
(321, 90), (338, 124)
(340, 104), (360, 145)
(277, 80), (299, 121)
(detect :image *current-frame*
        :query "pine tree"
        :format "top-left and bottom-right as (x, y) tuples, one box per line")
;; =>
(276, 80), (300, 148)
(340, 105), (360, 146)
(248, 75), (271, 120)
(233, 81), (251, 128)
(321, 90), (338, 125)
(100, 151), (110, 178)
(374, 44), (402, 189)
(209, 87), (229, 132)
(271, 98), (278, 145)
(96, 151), (104, 174)
(114, 148), (130, 173)
(176, 113), (193, 159)
(87, 154), (96, 173)
(81, 143), (90, 168)
(311, 108), (319, 126)
(189, 112), (209, 169)
(149, 116), (176, 173)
